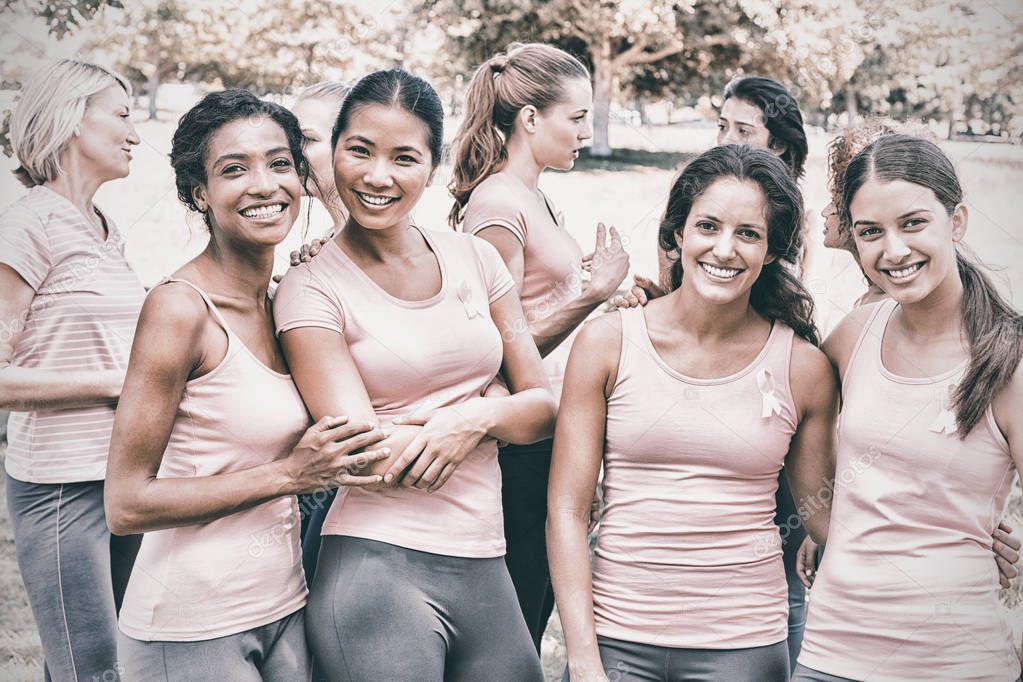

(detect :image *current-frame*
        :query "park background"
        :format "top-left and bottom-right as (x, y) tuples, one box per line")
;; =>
(0, 0), (1021, 679)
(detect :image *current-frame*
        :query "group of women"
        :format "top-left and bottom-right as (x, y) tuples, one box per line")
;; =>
(0, 40), (1020, 682)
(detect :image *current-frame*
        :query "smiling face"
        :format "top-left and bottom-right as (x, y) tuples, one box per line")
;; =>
(677, 177), (773, 305)
(849, 177), (966, 304)
(717, 97), (775, 153)
(292, 95), (340, 202)
(333, 103), (433, 231)
(72, 83), (139, 182)
(532, 76), (593, 170)
(192, 115), (301, 248)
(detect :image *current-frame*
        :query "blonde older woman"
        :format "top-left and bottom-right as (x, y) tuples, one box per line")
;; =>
(0, 59), (144, 680)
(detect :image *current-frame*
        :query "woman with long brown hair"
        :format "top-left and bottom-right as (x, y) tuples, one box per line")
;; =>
(549, 144), (836, 680)
(794, 135), (1023, 681)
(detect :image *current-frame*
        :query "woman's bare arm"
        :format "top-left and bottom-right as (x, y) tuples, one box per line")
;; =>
(475, 223), (628, 358)
(785, 340), (840, 545)
(104, 284), (386, 535)
(548, 315), (621, 681)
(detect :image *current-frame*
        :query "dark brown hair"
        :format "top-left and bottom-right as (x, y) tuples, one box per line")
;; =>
(844, 134), (1023, 436)
(658, 144), (819, 345)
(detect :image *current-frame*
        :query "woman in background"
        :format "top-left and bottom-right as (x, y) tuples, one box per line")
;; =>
(448, 42), (630, 650)
(0, 59), (145, 680)
(289, 80), (353, 582)
(292, 80), (351, 237)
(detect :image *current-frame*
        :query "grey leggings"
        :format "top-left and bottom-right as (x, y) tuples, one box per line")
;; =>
(306, 536), (543, 681)
(5, 474), (141, 682)
(118, 609), (309, 681)
(790, 663), (859, 681)
(569, 635), (789, 682)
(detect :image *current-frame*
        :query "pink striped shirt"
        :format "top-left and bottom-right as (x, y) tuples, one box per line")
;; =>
(0, 186), (145, 483)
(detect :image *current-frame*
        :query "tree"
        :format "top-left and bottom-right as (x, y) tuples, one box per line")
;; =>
(1, 0), (121, 37)
(415, 0), (712, 157)
(87, 0), (374, 118)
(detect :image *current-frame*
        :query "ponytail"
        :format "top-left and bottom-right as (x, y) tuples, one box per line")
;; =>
(952, 249), (1023, 436)
(844, 134), (1023, 436)
(448, 59), (509, 228)
(447, 43), (589, 228)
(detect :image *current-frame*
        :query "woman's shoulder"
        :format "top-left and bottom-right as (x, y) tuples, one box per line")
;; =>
(139, 278), (210, 336)
(464, 173), (530, 212)
(0, 186), (51, 228)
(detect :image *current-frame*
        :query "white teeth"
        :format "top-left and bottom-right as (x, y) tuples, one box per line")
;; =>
(884, 263), (923, 279)
(241, 203), (284, 218)
(356, 192), (397, 207)
(699, 263), (742, 279)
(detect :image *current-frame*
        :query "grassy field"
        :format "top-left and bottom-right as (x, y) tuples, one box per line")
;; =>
(0, 99), (1021, 679)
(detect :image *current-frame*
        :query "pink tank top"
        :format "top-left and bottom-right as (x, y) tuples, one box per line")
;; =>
(798, 300), (1018, 681)
(118, 279), (310, 642)
(592, 307), (797, 649)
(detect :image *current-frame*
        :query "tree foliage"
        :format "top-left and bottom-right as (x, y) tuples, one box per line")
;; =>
(87, 0), (375, 118)
(1, 0), (121, 37)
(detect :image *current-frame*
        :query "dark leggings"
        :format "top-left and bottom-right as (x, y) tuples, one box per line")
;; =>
(306, 536), (543, 682)
(298, 489), (336, 682)
(499, 438), (556, 652)
(570, 635), (789, 682)
(6, 474), (141, 682)
(775, 471), (807, 669)
(298, 488), (337, 582)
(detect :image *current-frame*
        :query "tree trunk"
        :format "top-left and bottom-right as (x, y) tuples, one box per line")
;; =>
(634, 96), (647, 126)
(590, 35), (614, 158)
(147, 42), (161, 121)
(147, 69), (160, 121)
(845, 84), (858, 120)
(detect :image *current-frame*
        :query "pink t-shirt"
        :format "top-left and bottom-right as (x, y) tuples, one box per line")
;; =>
(592, 307), (797, 649)
(273, 227), (515, 558)
(0, 186), (145, 483)
(459, 171), (584, 402)
(119, 280), (309, 642)
(798, 300), (1019, 681)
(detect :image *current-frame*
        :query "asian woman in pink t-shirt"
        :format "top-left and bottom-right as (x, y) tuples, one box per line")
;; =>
(273, 68), (555, 681)
(447, 42), (631, 649)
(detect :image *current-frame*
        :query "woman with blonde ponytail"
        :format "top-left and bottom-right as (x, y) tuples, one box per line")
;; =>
(449, 42), (631, 649)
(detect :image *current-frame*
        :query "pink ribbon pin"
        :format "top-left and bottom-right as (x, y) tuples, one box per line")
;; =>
(757, 368), (784, 419)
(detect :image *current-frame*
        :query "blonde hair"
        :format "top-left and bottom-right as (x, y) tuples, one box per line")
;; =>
(826, 117), (933, 245)
(293, 81), (351, 221)
(10, 59), (131, 188)
(295, 80), (351, 106)
(448, 42), (589, 227)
